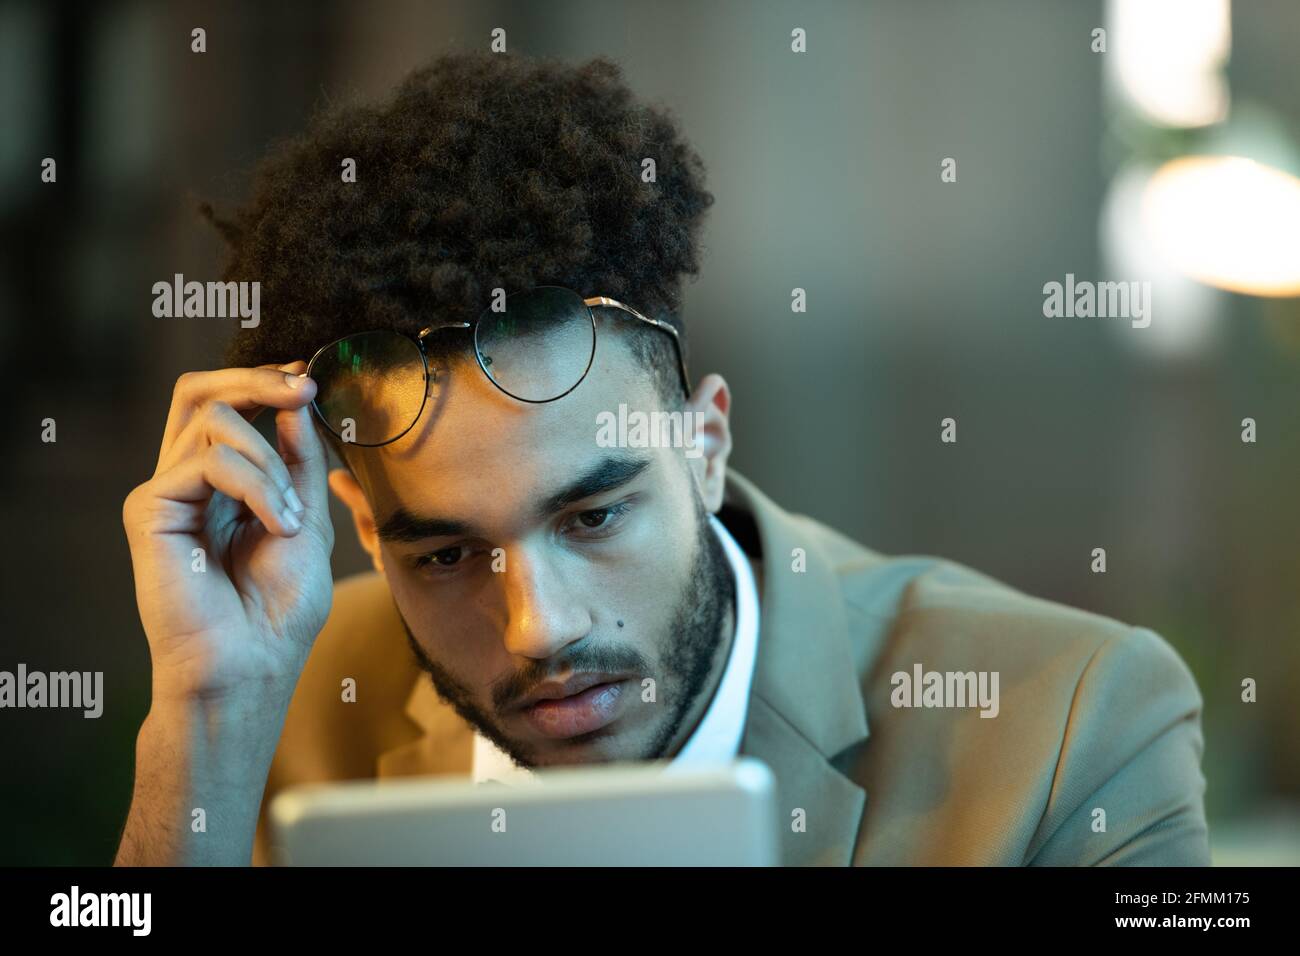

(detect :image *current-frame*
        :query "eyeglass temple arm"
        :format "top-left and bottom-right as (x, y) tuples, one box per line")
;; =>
(416, 321), (471, 339)
(584, 296), (692, 399)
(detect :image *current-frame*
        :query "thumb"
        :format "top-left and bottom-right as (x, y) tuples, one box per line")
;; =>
(274, 377), (330, 521)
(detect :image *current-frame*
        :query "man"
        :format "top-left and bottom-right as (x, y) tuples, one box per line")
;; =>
(116, 52), (1210, 866)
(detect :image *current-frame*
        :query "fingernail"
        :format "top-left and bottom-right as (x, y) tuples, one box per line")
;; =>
(285, 372), (303, 389)
(285, 486), (304, 514)
(281, 506), (301, 531)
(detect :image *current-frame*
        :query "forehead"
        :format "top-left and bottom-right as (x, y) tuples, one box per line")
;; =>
(351, 319), (665, 526)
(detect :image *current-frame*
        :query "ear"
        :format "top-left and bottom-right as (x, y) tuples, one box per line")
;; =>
(683, 373), (733, 513)
(328, 467), (384, 573)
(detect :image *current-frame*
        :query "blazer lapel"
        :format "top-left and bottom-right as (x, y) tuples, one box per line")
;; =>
(724, 470), (871, 866)
(743, 696), (868, 866)
(376, 672), (475, 778)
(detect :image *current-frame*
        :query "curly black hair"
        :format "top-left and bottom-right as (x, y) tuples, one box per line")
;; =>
(201, 51), (714, 416)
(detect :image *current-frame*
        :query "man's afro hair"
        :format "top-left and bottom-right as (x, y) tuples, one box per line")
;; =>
(201, 51), (715, 401)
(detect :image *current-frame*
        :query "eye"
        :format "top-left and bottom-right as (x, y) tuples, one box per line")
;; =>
(578, 509), (611, 528)
(413, 545), (466, 572)
(568, 500), (633, 537)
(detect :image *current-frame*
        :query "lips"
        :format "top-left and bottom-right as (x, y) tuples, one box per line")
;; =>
(515, 674), (633, 739)
(513, 672), (628, 711)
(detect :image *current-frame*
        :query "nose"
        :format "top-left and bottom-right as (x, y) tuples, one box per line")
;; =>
(499, 545), (592, 660)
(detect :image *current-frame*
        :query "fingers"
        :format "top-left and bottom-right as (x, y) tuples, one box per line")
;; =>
(241, 360), (312, 427)
(135, 360), (334, 547)
(156, 398), (298, 496)
(158, 364), (316, 467)
(141, 443), (306, 538)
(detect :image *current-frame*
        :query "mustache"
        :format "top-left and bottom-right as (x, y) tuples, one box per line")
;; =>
(490, 643), (652, 713)
(396, 605), (651, 714)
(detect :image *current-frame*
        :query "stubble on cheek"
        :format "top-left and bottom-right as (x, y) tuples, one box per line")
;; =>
(635, 504), (735, 760)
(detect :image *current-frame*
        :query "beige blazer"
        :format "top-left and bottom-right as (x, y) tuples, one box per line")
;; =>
(253, 468), (1211, 866)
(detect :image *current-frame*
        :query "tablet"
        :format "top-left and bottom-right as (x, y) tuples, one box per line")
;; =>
(268, 757), (779, 866)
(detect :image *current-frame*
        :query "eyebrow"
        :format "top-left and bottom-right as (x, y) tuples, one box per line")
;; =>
(375, 452), (654, 544)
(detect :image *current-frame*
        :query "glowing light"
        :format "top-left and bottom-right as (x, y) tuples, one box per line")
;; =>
(1141, 156), (1300, 297)
(1100, 163), (1225, 360)
(1108, 0), (1231, 128)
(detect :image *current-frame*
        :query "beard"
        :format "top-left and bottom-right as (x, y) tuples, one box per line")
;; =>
(395, 481), (737, 769)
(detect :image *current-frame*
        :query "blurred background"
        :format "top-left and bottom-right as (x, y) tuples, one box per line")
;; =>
(0, 0), (1297, 865)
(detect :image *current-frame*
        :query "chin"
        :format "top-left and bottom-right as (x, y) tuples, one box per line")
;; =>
(532, 727), (633, 766)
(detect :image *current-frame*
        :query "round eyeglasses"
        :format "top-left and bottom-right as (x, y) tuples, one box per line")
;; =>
(304, 285), (690, 447)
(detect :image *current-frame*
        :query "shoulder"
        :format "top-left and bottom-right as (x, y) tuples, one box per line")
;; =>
(791, 515), (1207, 863)
(255, 570), (423, 864)
(800, 514), (1188, 682)
(273, 570), (421, 778)
(306, 569), (415, 701)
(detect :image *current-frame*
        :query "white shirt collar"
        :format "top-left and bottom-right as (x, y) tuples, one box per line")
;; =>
(471, 513), (761, 784)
